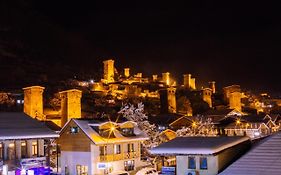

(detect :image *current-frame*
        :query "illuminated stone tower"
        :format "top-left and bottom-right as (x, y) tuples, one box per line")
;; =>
(183, 74), (196, 90)
(160, 87), (177, 113)
(124, 68), (130, 78)
(223, 85), (242, 111)
(162, 72), (170, 86)
(23, 86), (45, 120)
(152, 74), (158, 81)
(59, 89), (82, 126)
(229, 91), (242, 111)
(209, 81), (216, 94)
(103, 59), (115, 83)
(202, 88), (213, 108)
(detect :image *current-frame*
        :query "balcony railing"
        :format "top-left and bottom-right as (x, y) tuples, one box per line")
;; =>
(98, 152), (140, 162)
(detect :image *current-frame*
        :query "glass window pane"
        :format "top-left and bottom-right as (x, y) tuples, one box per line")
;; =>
(188, 157), (196, 169)
(200, 157), (208, 170)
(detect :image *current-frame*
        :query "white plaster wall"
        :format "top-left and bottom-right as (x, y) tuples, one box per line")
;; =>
(176, 155), (218, 175)
(91, 142), (144, 175)
(61, 151), (92, 175)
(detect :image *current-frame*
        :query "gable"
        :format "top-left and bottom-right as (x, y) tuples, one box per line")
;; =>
(58, 120), (91, 152)
(227, 109), (245, 117)
(169, 117), (192, 128)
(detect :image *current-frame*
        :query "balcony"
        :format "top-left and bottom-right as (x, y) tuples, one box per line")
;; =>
(20, 156), (47, 169)
(98, 152), (140, 162)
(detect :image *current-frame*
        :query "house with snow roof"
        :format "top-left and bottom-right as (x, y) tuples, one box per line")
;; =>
(150, 136), (251, 175)
(58, 118), (149, 175)
(0, 112), (59, 174)
(224, 114), (280, 139)
(220, 131), (281, 175)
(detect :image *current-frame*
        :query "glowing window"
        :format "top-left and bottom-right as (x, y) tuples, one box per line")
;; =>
(32, 141), (38, 156)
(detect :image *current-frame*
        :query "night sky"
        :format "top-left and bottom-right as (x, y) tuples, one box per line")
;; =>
(2, 1), (281, 94)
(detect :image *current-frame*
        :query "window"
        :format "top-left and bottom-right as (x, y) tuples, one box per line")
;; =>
(200, 157), (208, 169)
(21, 141), (27, 158)
(188, 157), (196, 169)
(8, 143), (15, 160)
(32, 141), (38, 156)
(114, 144), (121, 154)
(127, 143), (134, 153)
(120, 128), (135, 136)
(124, 160), (134, 171)
(100, 145), (107, 156)
(0, 143), (3, 160)
(99, 129), (115, 138)
(70, 126), (79, 134)
(76, 165), (88, 175)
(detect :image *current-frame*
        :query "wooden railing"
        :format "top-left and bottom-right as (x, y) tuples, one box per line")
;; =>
(98, 152), (140, 162)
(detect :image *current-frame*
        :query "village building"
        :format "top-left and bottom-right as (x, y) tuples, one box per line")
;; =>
(0, 112), (59, 174)
(220, 131), (281, 175)
(58, 118), (149, 175)
(150, 136), (251, 175)
(224, 114), (280, 139)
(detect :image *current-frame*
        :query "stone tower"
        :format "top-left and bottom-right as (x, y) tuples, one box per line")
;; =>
(229, 91), (242, 111)
(23, 86), (45, 120)
(152, 75), (158, 81)
(124, 68), (130, 78)
(160, 87), (177, 113)
(59, 89), (82, 126)
(223, 85), (242, 111)
(202, 88), (213, 108)
(209, 81), (216, 94)
(162, 72), (170, 86)
(103, 59), (115, 83)
(183, 74), (196, 90)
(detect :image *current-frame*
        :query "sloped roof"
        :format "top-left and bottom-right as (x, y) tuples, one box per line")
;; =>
(203, 109), (233, 116)
(150, 136), (250, 155)
(242, 114), (266, 123)
(0, 112), (59, 139)
(62, 119), (148, 145)
(148, 113), (182, 126)
(41, 121), (61, 132)
(220, 132), (281, 175)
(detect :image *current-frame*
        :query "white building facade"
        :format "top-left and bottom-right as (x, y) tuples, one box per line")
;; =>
(59, 119), (149, 175)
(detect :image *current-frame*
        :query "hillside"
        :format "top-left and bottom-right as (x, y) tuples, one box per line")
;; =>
(0, 0), (106, 90)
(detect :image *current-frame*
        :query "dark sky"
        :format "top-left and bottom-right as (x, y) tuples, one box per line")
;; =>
(7, 1), (281, 93)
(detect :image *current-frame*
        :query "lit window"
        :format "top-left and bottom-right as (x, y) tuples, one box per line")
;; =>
(76, 165), (88, 175)
(188, 157), (196, 169)
(124, 160), (134, 171)
(100, 145), (107, 156)
(200, 157), (208, 170)
(70, 127), (79, 134)
(0, 143), (3, 159)
(21, 141), (27, 158)
(127, 143), (134, 152)
(114, 144), (121, 154)
(32, 141), (38, 156)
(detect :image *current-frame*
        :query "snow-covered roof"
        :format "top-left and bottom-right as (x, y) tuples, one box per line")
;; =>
(150, 136), (250, 155)
(220, 131), (281, 175)
(0, 112), (59, 139)
(63, 119), (149, 145)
